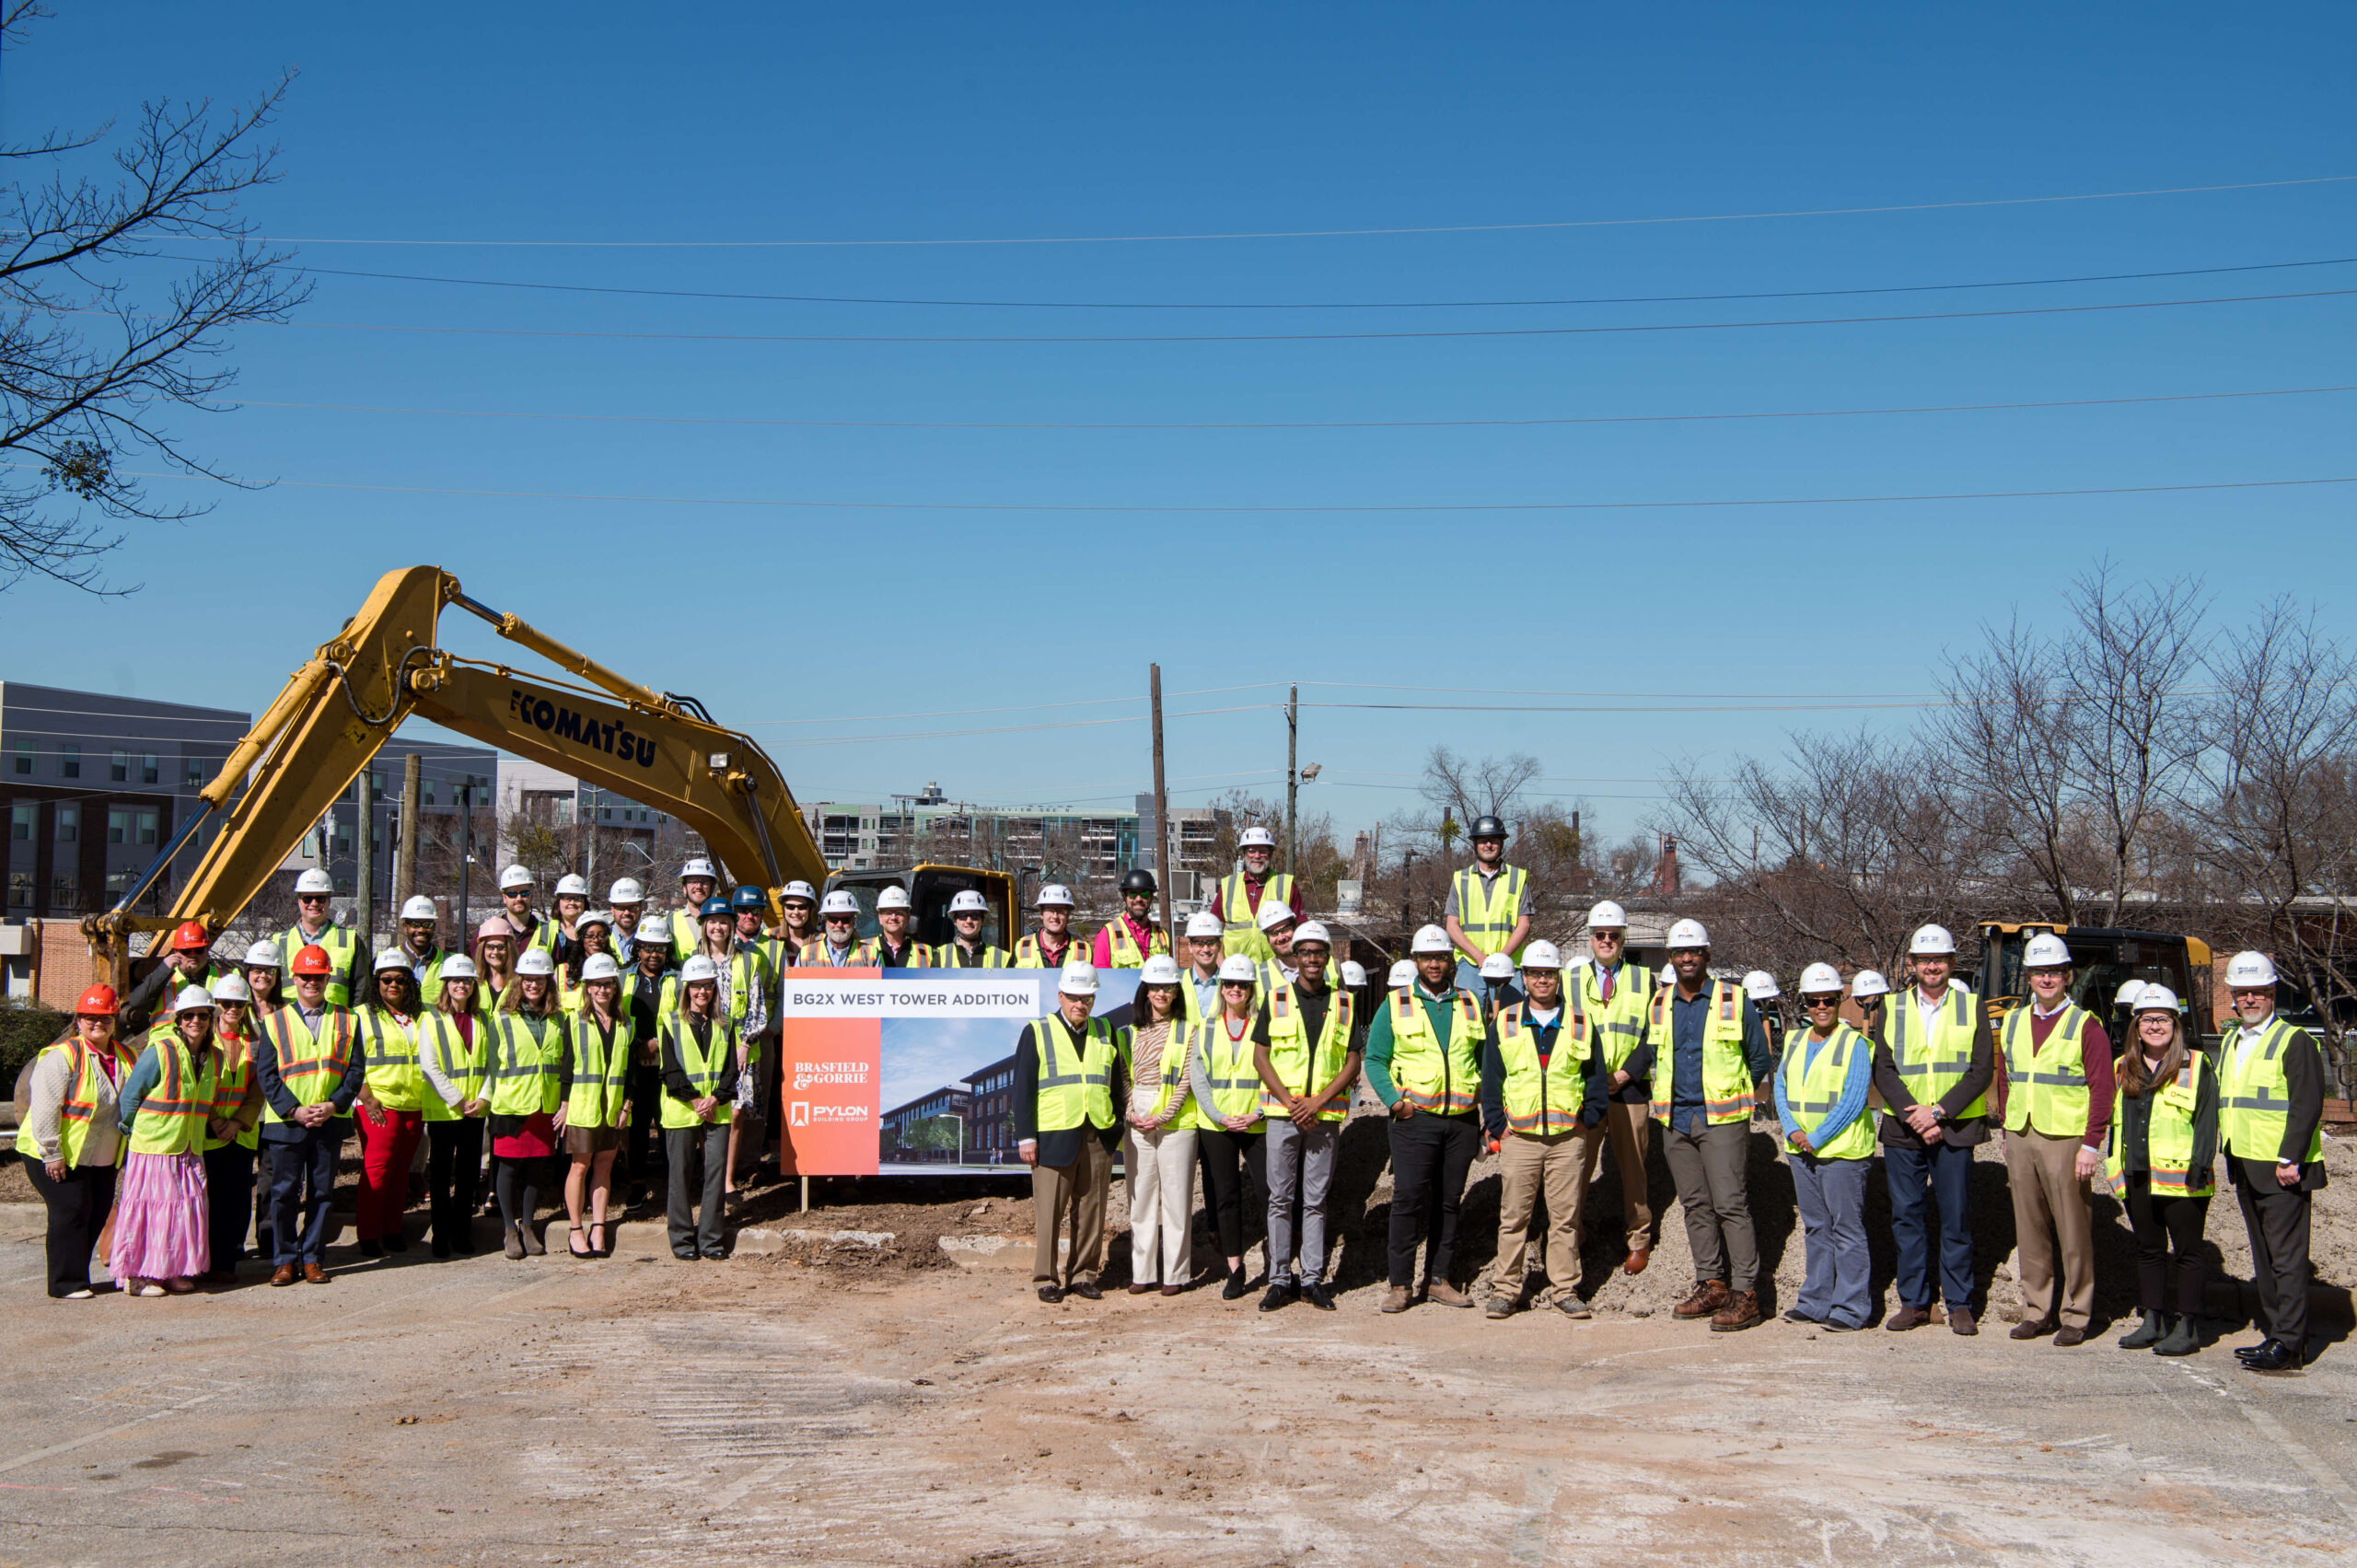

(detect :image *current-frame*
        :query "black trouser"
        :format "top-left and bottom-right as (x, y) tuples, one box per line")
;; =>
(426, 1118), (484, 1248)
(667, 1122), (731, 1256)
(26, 1158), (116, 1297)
(494, 1153), (552, 1231)
(625, 1064), (666, 1190)
(1387, 1108), (1481, 1290)
(1196, 1125), (1266, 1261)
(203, 1143), (257, 1269)
(2235, 1163), (2311, 1349)
(2123, 1176), (2209, 1317)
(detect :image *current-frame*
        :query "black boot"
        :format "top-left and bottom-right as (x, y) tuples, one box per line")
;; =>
(2116, 1308), (2164, 1350)
(2152, 1315), (2200, 1357)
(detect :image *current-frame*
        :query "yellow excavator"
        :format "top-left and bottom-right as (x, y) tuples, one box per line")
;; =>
(78, 564), (981, 988)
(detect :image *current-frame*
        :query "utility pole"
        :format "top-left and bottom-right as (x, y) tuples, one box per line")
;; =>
(352, 770), (374, 958)
(1285, 684), (1299, 875)
(1150, 663), (1172, 942)
(393, 752), (423, 915)
(457, 780), (474, 944)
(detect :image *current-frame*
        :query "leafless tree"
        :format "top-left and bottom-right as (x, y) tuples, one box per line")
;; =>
(1, 4), (307, 593)
(1418, 746), (1541, 848)
(1933, 614), (2084, 921)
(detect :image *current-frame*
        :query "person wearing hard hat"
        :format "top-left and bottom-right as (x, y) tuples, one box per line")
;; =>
(122, 919), (223, 1029)
(1364, 924), (1495, 1313)
(718, 889), (784, 1192)
(473, 915), (520, 1005)
(1093, 869), (1171, 970)
(489, 948), (571, 1260)
(2105, 982), (2215, 1358)
(1743, 971), (1785, 1057)
(871, 885), (929, 967)
(496, 865), (548, 958)
(1250, 922), (1361, 1312)
(1849, 970), (1890, 1039)
(1015, 961), (1129, 1302)
(278, 867), (361, 1008)
(1122, 954), (1199, 1295)
(658, 954), (740, 1260)
(2110, 978), (2150, 1052)
(1014, 884), (1086, 970)
(1874, 924), (1998, 1335)
(1575, 900), (1660, 1276)
(1478, 940), (1607, 1320)
(935, 889), (1011, 968)
(1446, 815), (1530, 966)
(1188, 953), (1270, 1300)
(732, 886), (787, 975)
(416, 954), (491, 1257)
(1477, 951), (1523, 1019)
(606, 877), (648, 964)
(1255, 900), (1301, 993)
(1775, 964), (1877, 1330)
(774, 879), (819, 960)
(664, 895), (772, 1202)
(1993, 932), (2113, 1347)
(799, 889), (868, 968)
(198, 972), (263, 1283)
(1210, 826), (1298, 965)
(354, 949), (427, 1257)
(561, 953), (634, 1259)
(391, 894), (452, 1006)
(549, 873), (593, 958)
(668, 858), (723, 961)
(620, 929), (672, 1208)
(110, 984), (226, 1295)
(1385, 958), (1414, 993)
(559, 910), (619, 1010)
(730, 886), (789, 1171)
(236, 938), (288, 1259)
(1180, 910), (1225, 1023)
(18, 984), (133, 1298)
(1652, 919), (1773, 1332)
(257, 943), (363, 1285)
(2217, 951), (2327, 1375)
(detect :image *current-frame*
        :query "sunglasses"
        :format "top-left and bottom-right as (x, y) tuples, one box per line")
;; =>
(1220, 980), (1254, 991)
(824, 914), (855, 924)
(297, 894), (327, 903)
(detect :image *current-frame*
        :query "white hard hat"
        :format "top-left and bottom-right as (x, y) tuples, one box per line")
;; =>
(554, 874), (589, 898)
(2225, 950), (2279, 988)
(1387, 959), (1415, 988)
(209, 972), (252, 1005)
(580, 953), (621, 983)
(296, 867), (333, 895)
(1057, 960), (1098, 996)
(2113, 978), (2148, 1006)
(1519, 940), (1562, 970)
(1743, 970), (1781, 1001)
(1666, 918), (1710, 950)
(1139, 954), (1183, 986)
(2133, 982), (2182, 1014)
(244, 940), (284, 970)
(171, 984), (216, 1015)
(399, 894), (438, 923)
(2022, 933), (2073, 969)
(1659, 962), (1677, 984)
(679, 955), (720, 985)
(373, 947), (411, 973)
(1238, 826), (1277, 850)
(1184, 911), (1224, 939)
(1585, 900), (1629, 930)
(1410, 924), (1451, 956)
(439, 954), (478, 981)
(1035, 883), (1074, 909)
(820, 889), (861, 916)
(1909, 923), (1956, 957)
(608, 877), (644, 905)
(576, 909), (611, 931)
(1480, 953), (1516, 981)
(1850, 969), (1890, 1000)
(679, 858), (718, 883)
(1341, 961), (1368, 987)
(876, 885), (912, 912)
(1256, 900), (1297, 933)
(948, 889), (990, 914)
(1217, 955), (1260, 983)
(515, 947), (556, 977)
(1798, 962), (1844, 996)
(1291, 920), (1330, 948)
(498, 864), (534, 891)
(782, 880), (818, 903)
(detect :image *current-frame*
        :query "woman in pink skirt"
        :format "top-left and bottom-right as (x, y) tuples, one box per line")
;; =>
(112, 984), (226, 1295)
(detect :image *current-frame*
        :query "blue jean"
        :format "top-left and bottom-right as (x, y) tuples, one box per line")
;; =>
(1791, 1154), (1871, 1328)
(1885, 1138), (1975, 1309)
(267, 1125), (344, 1265)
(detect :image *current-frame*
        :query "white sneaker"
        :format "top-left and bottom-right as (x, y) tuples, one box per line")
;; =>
(62, 1288), (94, 1300)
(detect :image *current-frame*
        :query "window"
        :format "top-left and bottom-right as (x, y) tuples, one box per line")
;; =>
(59, 743), (78, 779)
(49, 872), (75, 908)
(55, 805), (77, 842)
(423, 781), (436, 805)
(142, 754), (158, 785)
(9, 804), (29, 841)
(10, 739), (29, 775)
(6, 870), (28, 908)
(110, 749), (127, 783)
(108, 809), (129, 845)
(138, 810), (158, 845)
(185, 758), (205, 786)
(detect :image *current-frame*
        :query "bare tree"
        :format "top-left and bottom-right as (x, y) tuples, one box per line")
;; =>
(1933, 615), (2084, 921)
(1418, 746), (1541, 848)
(1, 4), (307, 592)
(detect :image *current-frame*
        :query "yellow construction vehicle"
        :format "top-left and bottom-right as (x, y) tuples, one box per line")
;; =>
(1975, 920), (2215, 1039)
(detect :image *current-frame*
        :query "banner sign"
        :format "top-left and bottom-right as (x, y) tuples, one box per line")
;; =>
(775, 967), (1142, 1178)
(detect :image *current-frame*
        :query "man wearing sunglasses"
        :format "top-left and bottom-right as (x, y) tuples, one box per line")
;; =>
(279, 867), (359, 1008)
(798, 889), (868, 968)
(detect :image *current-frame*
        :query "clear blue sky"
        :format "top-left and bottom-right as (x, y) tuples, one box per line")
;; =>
(6, 3), (2351, 848)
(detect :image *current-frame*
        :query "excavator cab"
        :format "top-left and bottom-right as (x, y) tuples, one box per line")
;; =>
(824, 865), (1017, 952)
(1976, 922), (2214, 1040)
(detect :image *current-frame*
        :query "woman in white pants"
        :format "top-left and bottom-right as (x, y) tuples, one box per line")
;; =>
(1125, 955), (1199, 1295)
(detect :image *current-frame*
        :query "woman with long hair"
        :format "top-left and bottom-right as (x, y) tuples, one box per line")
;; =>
(475, 918), (520, 1010)
(562, 955), (633, 1258)
(1189, 955), (1269, 1301)
(200, 973), (264, 1283)
(2105, 983), (2216, 1357)
(488, 948), (571, 1259)
(112, 986), (225, 1295)
(416, 955), (492, 1256)
(1123, 955), (1198, 1295)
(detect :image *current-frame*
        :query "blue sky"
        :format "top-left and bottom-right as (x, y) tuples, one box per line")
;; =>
(6, 3), (2351, 847)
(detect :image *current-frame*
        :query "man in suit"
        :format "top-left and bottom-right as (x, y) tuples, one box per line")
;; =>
(1013, 963), (1129, 1303)
(2218, 950), (2329, 1374)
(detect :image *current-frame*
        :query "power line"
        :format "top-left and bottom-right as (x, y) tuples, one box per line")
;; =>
(1306, 700), (1946, 714)
(1298, 681), (1946, 700)
(223, 383), (2357, 434)
(214, 174), (2357, 248)
(738, 681), (1278, 726)
(780, 703), (1276, 747)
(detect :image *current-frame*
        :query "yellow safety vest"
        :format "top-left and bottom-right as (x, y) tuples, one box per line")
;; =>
(1099, 917), (1169, 969)
(522, 912), (561, 958)
(668, 908), (702, 964)
(1128, 1018), (1196, 1125)
(488, 1011), (568, 1118)
(1451, 864), (1527, 959)
(1884, 986), (1986, 1121)
(1495, 1000), (1593, 1136)
(2000, 1004), (2092, 1136)
(1387, 988), (1483, 1116)
(1214, 871), (1293, 964)
(1578, 959), (1655, 1076)
(795, 938), (869, 970)
(1781, 1025), (1875, 1160)
(261, 1005), (357, 1124)
(935, 941), (1011, 969)
(2107, 1053), (2216, 1197)
(1013, 933), (1084, 970)
(1030, 1015), (1119, 1132)
(410, 948), (453, 1008)
(659, 1014), (738, 1128)
(15, 1040), (121, 1167)
(203, 1030), (259, 1152)
(279, 923), (360, 1008)
(1647, 980), (1755, 1126)
(565, 1012), (633, 1129)
(415, 1008), (491, 1121)
(659, 948), (764, 1039)
(2220, 1016), (2323, 1166)
(125, 1035), (218, 1157)
(358, 1005), (424, 1111)
(1193, 1016), (1265, 1131)
(1260, 981), (1355, 1121)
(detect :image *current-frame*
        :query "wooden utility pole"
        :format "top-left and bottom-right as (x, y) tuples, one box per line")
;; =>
(393, 752), (424, 913)
(352, 770), (373, 958)
(1150, 664), (1172, 941)
(456, 779), (474, 940)
(1284, 684), (1299, 874)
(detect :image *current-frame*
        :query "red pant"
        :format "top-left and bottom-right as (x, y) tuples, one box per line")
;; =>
(355, 1106), (424, 1240)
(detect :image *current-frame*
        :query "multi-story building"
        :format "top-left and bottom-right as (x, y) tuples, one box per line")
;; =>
(495, 760), (691, 898)
(967, 1052), (1020, 1162)
(798, 782), (1155, 882)
(879, 1079), (977, 1166)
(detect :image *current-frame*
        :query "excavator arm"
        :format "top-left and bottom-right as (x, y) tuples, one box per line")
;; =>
(84, 564), (825, 982)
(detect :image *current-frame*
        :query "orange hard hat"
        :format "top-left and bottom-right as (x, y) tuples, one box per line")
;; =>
(289, 944), (334, 978)
(170, 921), (212, 952)
(76, 983), (119, 1016)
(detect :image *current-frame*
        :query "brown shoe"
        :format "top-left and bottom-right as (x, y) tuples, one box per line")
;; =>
(1127, 1283), (1155, 1295)
(1159, 1284), (1184, 1297)
(1948, 1307), (1979, 1336)
(1425, 1280), (1475, 1309)
(1623, 1247), (1651, 1276)
(2010, 1318), (2057, 1341)
(2052, 1325), (2086, 1347)
(1710, 1290), (1761, 1332)
(1886, 1304), (1930, 1332)
(270, 1264), (297, 1287)
(1381, 1285), (1412, 1314)
(1674, 1280), (1730, 1319)
(303, 1262), (328, 1284)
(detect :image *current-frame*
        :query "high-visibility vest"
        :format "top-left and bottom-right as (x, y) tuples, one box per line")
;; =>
(1178, 972), (1222, 1028)
(795, 938), (869, 970)
(865, 935), (930, 969)
(1260, 981), (1355, 1121)
(1100, 917), (1169, 969)
(1578, 959), (1656, 1076)
(1387, 989), (1483, 1116)
(1884, 986), (1987, 1121)
(488, 1011), (568, 1118)
(1127, 1018), (1195, 1125)
(1191, 1016), (1265, 1131)
(1646, 980), (1755, 1125)
(1496, 1000), (1592, 1136)
(2107, 1053), (2217, 1197)
(935, 942), (1011, 969)
(415, 1008), (491, 1121)
(2000, 1004), (2092, 1136)
(2220, 1016), (2324, 1166)
(278, 923), (360, 1008)
(204, 1029), (259, 1151)
(659, 1014), (738, 1128)
(14, 1040), (120, 1167)
(125, 1035), (218, 1157)
(668, 908), (702, 964)
(565, 1012), (633, 1129)
(1214, 872), (1293, 963)
(1255, 959), (1292, 1003)
(659, 948), (763, 1022)
(1029, 1015), (1119, 1133)
(1451, 865), (1527, 959)
(522, 912), (561, 958)
(358, 1005), (424, 1111)
(746, 934), (787, 976)
(261, 1005), (357, 1124)
(1013, 933), (1083, 970)
(410, 947), (453, 1008)
(1780, 1026), (1875, 1159)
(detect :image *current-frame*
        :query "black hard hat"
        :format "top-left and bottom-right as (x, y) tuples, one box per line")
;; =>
(1119, 869), (1157, 895)
(730, 885), (767, 912)
(1470, 815), (1507, 840)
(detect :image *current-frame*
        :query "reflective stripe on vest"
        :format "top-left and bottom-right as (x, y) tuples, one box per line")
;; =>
(359, 1006), (424, 1110)
(1647, 980), (1754, 1125)
(1032, 1016), (1119, 1132)
(416, 1010), (489, 1120)
(1389, 989), (1482, 1115)
(565, 1013), (633, 1128)
(1781, 1025), (1875, 1160)
(203, 1032), (259, 1151)
(1130, 1019), (1195, 1124)
(1579, 960), (1655, 1075)
(2106, 1055), (2215, 1197)
(659, 1014), (738, 1128)
(280, 924), (360, 1007)
(126, 1036), (217, 1157)
(261, 1005), (356, 1122)
(1884, 986), (1986, 1121)
(2220, 1017), (2323, 1165)
(1451, 865), (1527, 958)
(14, 1040), (110, 1167)
(1013, 934), (1082, 970)
(1215, 872), (1291, 963)
(488, 1012), (567, 1118)
(2000, 1005), (2091, 1135)
(1260, 981), (1355, 1121)
(1196, 1017), (1265, 1127)
(1495, 1000), (1589, 1135)
(936, 942), (1010, 969)
(1101, 917), (1169, 970)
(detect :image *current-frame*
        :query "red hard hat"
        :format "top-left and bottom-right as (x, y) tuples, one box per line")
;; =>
(76, 983), (119, 1016)
(289, 944), (333, 978)
(170, 920), (212, 952)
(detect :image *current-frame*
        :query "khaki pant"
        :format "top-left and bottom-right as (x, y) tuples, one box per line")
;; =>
(1578, 1098), (1655, 1252)
(1032, 1136), (1112, 1286)
(2005, 1128), (2094, 1330)
(1492, 1127), (1594, 1301)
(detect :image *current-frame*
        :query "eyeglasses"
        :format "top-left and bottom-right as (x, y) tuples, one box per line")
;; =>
(824, 914), (855, 925)
(296, 894), (327, 904)
(1220, 980), (1254, 991)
